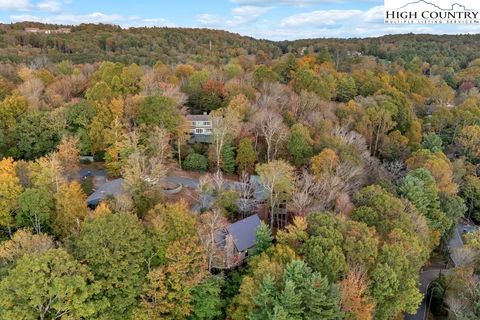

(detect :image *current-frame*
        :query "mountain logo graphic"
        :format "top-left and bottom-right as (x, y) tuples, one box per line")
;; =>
(395, 0), (474, 11)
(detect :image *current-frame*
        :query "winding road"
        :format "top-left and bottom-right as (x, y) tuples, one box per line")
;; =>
(405, 223), (476, 319)
(405, 269), (447, 320)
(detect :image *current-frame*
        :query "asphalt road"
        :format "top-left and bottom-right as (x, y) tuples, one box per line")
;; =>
(405, 269), (445, 320)
(405, 223), (477, 320)
(164, 175), (199, 188)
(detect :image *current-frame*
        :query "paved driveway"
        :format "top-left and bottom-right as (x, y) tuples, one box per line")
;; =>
(449, 224), (478, 267)
(406, 223), (478, 320)
(405, 269), (445, 320)
(165, 175), (199, 188)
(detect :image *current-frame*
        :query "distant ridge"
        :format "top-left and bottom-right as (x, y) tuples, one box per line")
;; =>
(1, 22), (480, 65)
(395, 0), (474, 11)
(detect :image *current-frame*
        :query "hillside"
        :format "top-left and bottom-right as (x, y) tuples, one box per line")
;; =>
(2, 22), (480, 70)
(0, 22), (281, 65)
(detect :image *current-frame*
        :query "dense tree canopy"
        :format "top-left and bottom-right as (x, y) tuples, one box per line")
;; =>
(0, 24), (479, 320)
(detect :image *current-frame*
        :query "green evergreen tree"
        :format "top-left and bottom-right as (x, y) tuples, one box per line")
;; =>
(255, 222), (273, 254)
(276, 53), (298, 84)
(221, 144), (236, 174)
(250, 274), (278, 320)
(13, 111), (63, 160)
(443, 70), (457, 88)
(304, 273), (343, 319)
(236, 138), (257, 174)
(271, 305), (290, 320)
(184, 153), (208, 171)
(189, 277), (224, 320)
(372, 243), (423, 319)
(440, 195), (467, 224)
(399, 168), (451, 236)
(304, 236), (347, 282)
(250, 260), (343, 320)
(288, 123), (313, 167)
(277, 280), (302, 320)
(422, 133), (443, 152)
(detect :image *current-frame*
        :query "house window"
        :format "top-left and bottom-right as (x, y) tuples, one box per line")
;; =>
(205, 128), (212, 133)
(203, 121), (210, 126)
(195, 128), (203, 134)
(191, 121), (195, 126)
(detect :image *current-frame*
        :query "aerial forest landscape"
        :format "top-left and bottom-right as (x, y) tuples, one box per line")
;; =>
(0, 1), (480, 319)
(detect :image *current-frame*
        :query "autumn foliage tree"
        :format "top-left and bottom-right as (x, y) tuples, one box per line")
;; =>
(56, 135), (80, 179)
(53, 181), (88, 239)
(0, 33), (479, 320)
(340, 267), (375, 320)
(72, 212), (151, 319)
(406, 149), (458, 195)
(0, 158), (22, 230)
(0, 249), (98, 320)
(257, 160), (295, 229)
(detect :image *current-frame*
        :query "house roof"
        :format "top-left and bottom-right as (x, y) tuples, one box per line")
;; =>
(188, 134), (213, 144)
(227, 214), (262, 252)
(86, 178), (125, 206)
(187, 113), (210, 121)
(249, 175), (267, 201)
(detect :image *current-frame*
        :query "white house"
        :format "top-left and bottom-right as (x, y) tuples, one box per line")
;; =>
(186, 112), (212, 135)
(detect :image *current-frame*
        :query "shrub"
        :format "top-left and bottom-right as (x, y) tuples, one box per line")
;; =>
(80, 158), (92, 165)
(183, 153), (208, 171)
(93, 151), (105, 162)
(218, 190), (239, 214)
(80, 176), (94, 195)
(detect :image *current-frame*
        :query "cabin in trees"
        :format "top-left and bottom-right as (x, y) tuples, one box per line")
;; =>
(214, 214), (262, 269)
(186, 113), (213, 143)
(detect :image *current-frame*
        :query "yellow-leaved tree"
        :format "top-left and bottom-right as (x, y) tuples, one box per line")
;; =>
(0, 158), (22, 231)
(53, 181), (88, 238)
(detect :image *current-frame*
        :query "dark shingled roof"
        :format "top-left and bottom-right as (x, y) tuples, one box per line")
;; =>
(86, 178), (125, 207)
(227, 214), (262, 252)
(188, 134), (213, 144)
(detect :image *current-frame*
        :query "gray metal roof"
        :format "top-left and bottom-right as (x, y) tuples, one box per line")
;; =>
(249, 175), (267, 201)
(187, 114), (210, 121)
(86, 178), (125, 206)
(227, 214), (262, 252)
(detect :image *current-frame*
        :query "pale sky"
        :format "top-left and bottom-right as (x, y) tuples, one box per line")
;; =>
(0, 0), (479, 40)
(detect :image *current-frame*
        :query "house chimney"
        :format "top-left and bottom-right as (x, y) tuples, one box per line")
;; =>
(203, 112), (207, 115)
